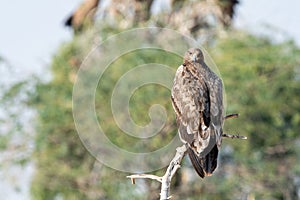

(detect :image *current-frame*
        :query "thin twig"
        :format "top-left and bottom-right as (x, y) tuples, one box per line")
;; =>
(222, 133), (247, 140)
(224, 113), (239, 120)
(126, 174), (162, 184)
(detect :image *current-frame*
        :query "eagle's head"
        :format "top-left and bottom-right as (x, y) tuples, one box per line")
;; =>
(183, 48), (204, 65)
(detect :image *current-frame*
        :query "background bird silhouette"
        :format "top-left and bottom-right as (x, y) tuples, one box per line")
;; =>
(65, 0), (100, 33)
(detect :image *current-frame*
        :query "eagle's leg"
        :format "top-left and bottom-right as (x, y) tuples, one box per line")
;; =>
(224, 113), (239, 120)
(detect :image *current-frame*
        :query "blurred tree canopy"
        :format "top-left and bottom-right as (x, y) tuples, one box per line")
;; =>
(1, 0), (300, 199)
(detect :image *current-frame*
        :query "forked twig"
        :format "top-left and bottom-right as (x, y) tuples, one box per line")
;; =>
(223, 114), (247, 139)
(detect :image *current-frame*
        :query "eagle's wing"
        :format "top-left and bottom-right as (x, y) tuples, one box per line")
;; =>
(204, 64), (224, 148)
(171, 64), (211, 150)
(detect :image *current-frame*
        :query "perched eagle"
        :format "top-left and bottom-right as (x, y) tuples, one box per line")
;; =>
(171, 48), (224, 178)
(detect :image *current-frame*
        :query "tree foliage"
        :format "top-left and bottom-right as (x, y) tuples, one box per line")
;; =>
(26, 29), (300, 199)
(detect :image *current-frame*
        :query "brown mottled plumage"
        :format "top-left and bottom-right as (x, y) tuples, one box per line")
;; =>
(171, 48), (224, 178)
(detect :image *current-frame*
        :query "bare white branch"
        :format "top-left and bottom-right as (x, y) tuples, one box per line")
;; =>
(127, 145), (187, 200)
(160, 145), (187, 200)
(126, 174), (162, 184)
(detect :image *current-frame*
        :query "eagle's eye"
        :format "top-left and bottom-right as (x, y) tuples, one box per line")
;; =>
(188, 51), (192, 55)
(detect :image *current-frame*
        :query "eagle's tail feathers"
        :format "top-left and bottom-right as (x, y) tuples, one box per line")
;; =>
(187, 147), (205, 178)
(205, 144), (218, 174)
(187, 144), (219, 178)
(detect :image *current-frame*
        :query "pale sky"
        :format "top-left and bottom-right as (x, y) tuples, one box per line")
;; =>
(235, 0), (300, 45)
(0, 0), (299, 80)
(0, 0), (299, 199)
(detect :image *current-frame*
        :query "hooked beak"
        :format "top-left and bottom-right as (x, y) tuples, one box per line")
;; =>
(191, 53), (197, 62)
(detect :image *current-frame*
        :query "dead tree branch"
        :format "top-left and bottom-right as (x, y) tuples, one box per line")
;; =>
(127, 174), (162, 184)
(127, 145), (187, 200)
(126, 131), (246, 198)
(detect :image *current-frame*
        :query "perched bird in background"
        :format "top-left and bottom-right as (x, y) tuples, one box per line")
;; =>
(133, 0), (154, 23)
(171, 48), (224, 178)
(65, 0), (100, 33)
(216, 0), (239, 26)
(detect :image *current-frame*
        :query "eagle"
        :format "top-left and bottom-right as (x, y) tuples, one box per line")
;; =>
(171, 48), (224, 178)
